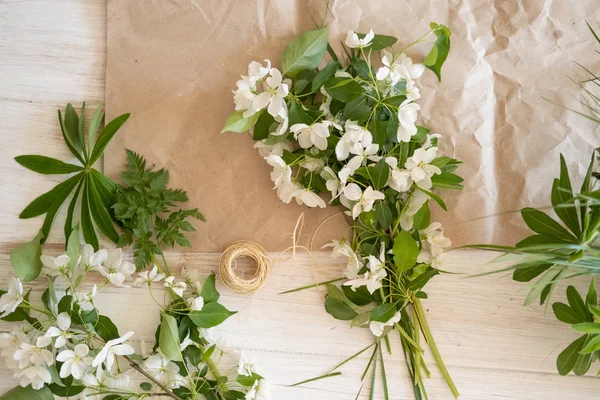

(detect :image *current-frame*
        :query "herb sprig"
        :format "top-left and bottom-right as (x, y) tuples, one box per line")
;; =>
(113, 150), (205, 271)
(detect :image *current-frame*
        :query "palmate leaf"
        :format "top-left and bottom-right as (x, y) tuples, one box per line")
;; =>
(16, 103), (128, 257)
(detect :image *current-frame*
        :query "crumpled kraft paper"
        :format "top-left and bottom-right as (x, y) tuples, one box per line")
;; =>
(105, 0), (599, 252)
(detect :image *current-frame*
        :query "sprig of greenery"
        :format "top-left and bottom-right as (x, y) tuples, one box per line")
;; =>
(113, 150), (205, 271)
(15, 103), (129, 250)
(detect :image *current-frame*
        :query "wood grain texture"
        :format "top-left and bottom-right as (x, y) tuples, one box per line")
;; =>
(0, 0), (599, 398)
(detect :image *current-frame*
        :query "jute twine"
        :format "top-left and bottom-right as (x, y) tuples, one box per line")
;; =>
(219, 241), (270, 294)
(219, 213), (350, 295)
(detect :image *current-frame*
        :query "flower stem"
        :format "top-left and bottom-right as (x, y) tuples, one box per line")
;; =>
(123, 354), (182, 400)
(413, 298), (459, 398)
(205, 352), (222, 380)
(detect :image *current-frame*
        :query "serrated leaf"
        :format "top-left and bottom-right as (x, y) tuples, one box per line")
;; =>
(281, 27), (329, 78)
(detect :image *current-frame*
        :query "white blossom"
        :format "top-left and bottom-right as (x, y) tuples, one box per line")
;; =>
(0, 277), (24, 318)
(276, 182), (303, 204)
(79, 245), (106, 271)
(376, 51), (425, 86)
(265, 155), (292, 188)
(13, 335), (54, 369)
(344, 243), (388, 294)
(396, 102), (421, 143)
(322, 240), (361, 279)
(342, 184), (385, 219)
(335, 121), (372, 161)
(201, 329), (233, 353)
(320, 166), (341, 199)
(45, 312), (72, 348)
(369, 311), (401, 337)
(399, 190), (429, 231)
(95, 249), (135, 287)
(134, 264), (166, 287)
(40, 254), (71, 277)
(253, 139), (292, 158)
(144, 353), (182, 389)
(252, 68), (289, 119)
(246, 378), (271, 400)
(17, 365), (52, 390)
(385, 157), (413, 193)
(56, 344), (92, 379)
(92, 331), (135, 371)
(294, 188), (326, 208)
(163, 276), (187, 297)
(247, 59), (272, 86)
(187, 295), (204, 311)
(290, 122), (330, 150)
(234, 76), (257, 118)
(345, 29), (374, 49)
(238, 351), (258, 376)
(405, 147), (441, 189)
(0, 330), (28, 370)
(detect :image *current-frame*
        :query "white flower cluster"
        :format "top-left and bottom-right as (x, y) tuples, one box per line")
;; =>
(233, 29), (443, 227)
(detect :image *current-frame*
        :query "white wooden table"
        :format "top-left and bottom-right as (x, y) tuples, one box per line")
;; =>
(1, 1), (599, 399)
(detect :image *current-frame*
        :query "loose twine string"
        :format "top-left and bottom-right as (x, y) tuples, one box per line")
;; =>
(219, 212), (350, 295)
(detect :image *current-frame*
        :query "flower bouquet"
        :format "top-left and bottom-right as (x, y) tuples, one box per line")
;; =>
(0, 105), (269, 400)
(224, 21), (463, 399)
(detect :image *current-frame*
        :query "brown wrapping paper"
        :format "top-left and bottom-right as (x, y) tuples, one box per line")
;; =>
(106, 0), (599, 252)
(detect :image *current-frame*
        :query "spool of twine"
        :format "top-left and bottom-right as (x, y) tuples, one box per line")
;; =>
(219, 240), (270, 294)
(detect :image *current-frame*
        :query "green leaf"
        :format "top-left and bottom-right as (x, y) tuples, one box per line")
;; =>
(81, 177), (99, 251)
(343, 285), (373, 306)
(324, 78), (364, 102)
(343, 96), (371, 121)
(552, 302), (584, 324)
(358, 33), (397, 51)
(551, 178), (581, 236)
(580, 335), (600, 354)
(432, 171), (464, 190)
(416, 186), (447, 211)
(64, 181), (83, 242)
(572, 322), (600, 334)
(375, 202), (392, 231)
(351, 312), (371, 328)
(66, 225), (80, 274)
(368, 117), (387, 148)
(189, 302), (236, 328)
(412, 203), (431, 231)
(88, 176), (119, 243)
(371, 159), (390, 190)
(408, 267), (439, 291)
(200, 274), (220, 303)
(312, 61), (339, 92)
(15, 155), (83, 175)
(88, 103), (105, 152)
(140, 382), (152, 392)
(281, 27), (329, 78)
(512, 263), (552, 282)
(0, 385), (54, 400)
(573, 336), (594, 375)
(393, 231), (419, 272)
(586, 279), (597, 307)
(370, 303), (397, 322)
(40, 176), (81, 240)
(95, 315), (120, 341)
(557, 335), (587, 375)
(383, 94), (407, 107)
(521, 208), (575, 241)
(90, 113), (130, 165)
(424, 24), (451, 81)
(325, 284), (357, 321)
(159, 313), (183, 362)
(252, 112), (275, 141)
(10, 230), (44, 282)
(58, 108), (85, 165)
(237, 373), (263, 387)
(566, 285), (590, 320)
(19, 173), (82, 219)
(222, 110), (262, 133)
(48, 383), (85, 397)
(64, 104), (82, 152)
